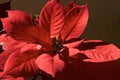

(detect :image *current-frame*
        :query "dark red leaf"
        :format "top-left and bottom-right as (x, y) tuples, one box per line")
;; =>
(63, 38), (84, 48)
(38, 0), (65, 44)
(55, 58), (120, 80)
(61, 2), (88, 41)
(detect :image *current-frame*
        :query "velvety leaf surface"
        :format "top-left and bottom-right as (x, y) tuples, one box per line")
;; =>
(79, 40), (120, 62)
(39, 0), (65, 40)
(36, 53), (65, 77)
(61, 2), (88, 41)
(0, 44), (41, 78)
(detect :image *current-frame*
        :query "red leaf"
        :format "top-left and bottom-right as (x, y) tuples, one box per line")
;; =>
(20, 43), (42, 54)
(0, 34), (28, 51)
(36, 54), (65, 77)
(1, 77), (25, 80)
(1, 10), (40, 43)
(61, 2), (88, 41)
(0, 46), (40, 78)
(39, 0), (65, 39)
(0, 34), (29, 71)
(68, 48), (81, 57)
(0, 34), (18, 50)
(64, 0), (77, 14)
(0, 50), (13, 70)
(79, 40), (120, 62)
(63, 38), (84, 48)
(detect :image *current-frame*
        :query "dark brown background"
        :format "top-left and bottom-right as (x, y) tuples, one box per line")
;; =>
(1, 0), (120, 47)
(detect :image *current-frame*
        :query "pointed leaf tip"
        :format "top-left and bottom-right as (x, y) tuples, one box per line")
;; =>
(39, 0), (65, 39)
(61, 3), (89, 41)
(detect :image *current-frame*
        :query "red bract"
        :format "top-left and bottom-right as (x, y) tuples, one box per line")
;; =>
(61, 1), (88, 41)
(0, 0), (120, 80)
(79, 40), (120, 62)
(0, 35), (41, 80)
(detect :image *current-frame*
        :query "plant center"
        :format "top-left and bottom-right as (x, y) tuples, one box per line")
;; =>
(52, 38), (64, 54)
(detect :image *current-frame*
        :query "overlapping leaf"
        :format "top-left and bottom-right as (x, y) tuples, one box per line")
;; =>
(0, 34), (20, 50)
(39, 0), (65, 39)
(1, 10), (41, 43)
(36, 54), (65, 77)
(0, 44), (41, 78)
(0, 35), (42, 79)
(61, 2), (88, 41)
(0, 34), (27, 71)
(63, 38), (84, 48)
(1, 0), (120, 80)
(79, 40), (120, 62)
(0, 50), (13, 70)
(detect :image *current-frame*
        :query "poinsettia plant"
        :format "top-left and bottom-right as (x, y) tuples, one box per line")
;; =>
(0, 0), (120, 80)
